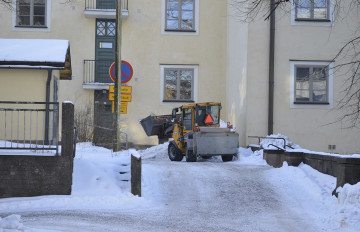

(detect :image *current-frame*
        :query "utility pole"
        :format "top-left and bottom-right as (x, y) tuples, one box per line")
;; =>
(113, 0), (122, 152)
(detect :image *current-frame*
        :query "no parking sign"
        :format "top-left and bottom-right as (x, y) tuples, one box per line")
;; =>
(109, 60), (133, 84)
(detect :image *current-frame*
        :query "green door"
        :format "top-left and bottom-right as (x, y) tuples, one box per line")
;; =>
(93, 90), (114, 148)
(96, 0), (116, 9)
(95, 19), (116, 83)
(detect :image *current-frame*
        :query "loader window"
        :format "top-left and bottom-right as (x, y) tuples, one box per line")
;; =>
(183, 108), (192, 130)
(196, 105), (220, 126)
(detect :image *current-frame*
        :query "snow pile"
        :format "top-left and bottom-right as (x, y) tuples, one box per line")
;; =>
(336, 183), (360, 229)
(0, 143), (146, 212)
(236, 147), (267, 165)
(0, 214), (26, 232)
(260, 134), (301, 150)
(139, 142), (169, 160)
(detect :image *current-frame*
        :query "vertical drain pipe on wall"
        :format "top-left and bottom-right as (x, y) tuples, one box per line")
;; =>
(268, 0), (276, 135)
(45, 69), (52, 145)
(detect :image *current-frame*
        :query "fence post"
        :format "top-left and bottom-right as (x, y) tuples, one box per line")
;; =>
(61, 102), (74, 158)
(131, 152), (141, 197)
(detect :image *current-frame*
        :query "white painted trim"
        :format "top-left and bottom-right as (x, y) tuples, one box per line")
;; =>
(160, 64), (198, 106)
(161, 0), (199, 36)
(82, 83), (111, 90)
(290, 0), (334, 27)
(12, 0), (51, 32)
(83, 9), (129, 19)
(290, 61), (333, 109)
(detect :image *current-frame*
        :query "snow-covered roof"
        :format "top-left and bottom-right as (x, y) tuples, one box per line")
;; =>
(0, 38), (72, 79)
(0, 38), (68, 63)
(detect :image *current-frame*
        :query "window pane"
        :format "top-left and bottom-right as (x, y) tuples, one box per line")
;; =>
(181, 19), (193, 30)
(18, 5), (30, 15)
(34, 5), (45, 15)
(17, 16), (30, 25)
(167, 0), (179, 10)
(34, 0), (45, 4)
(33, 16), (45, 25)
(97, 21), (106, 36)
(314, 8), (327, 19)
(167, 19), (179, 29)
(107, 22), (116, 36)
(314, 0), (327, 8)
(313, 67), (327, 80)
(296, 67), (310, 80)
(296, 90), (310, 102)
(297, 8), (311, 18)
(182, 0), (193, 10)
(313, 80), (326, 91)
(313, 91), (327, 102)
(297, 0), (311, 7)
(19, 0), (31, 4)
(296, 80), (309, 89)
(180, 70), (192, 100)
(165, 70), (178, 100)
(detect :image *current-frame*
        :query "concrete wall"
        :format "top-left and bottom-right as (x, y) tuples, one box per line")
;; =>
(0, 102), (74, 198)
(263, 149), (360, 195)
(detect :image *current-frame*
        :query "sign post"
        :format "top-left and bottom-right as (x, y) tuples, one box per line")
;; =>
(113, 0), (122, 152)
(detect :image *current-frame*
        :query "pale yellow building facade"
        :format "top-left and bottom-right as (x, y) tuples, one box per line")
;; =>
(0, 0), (359, 154)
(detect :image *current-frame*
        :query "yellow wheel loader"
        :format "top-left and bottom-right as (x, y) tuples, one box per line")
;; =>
(140, 102), (239, 162)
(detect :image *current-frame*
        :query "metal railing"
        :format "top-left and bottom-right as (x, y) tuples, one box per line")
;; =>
(0, 101), (59, 154)
(85, 0), (128, 10)
(83, 59), (115, 84)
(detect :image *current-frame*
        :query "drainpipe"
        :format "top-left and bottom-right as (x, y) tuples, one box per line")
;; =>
(45, 69), (52, 145)
(268, 0), (276, 135)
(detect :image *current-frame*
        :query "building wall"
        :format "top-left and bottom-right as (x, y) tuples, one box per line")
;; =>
(0, 69), (60, 141)
(0, 1), (95, 115)
(243, 3), (360, 154)
(120, 0), (228, 145)
(226, 2), (248, 147)
(0, 0), (228, 146)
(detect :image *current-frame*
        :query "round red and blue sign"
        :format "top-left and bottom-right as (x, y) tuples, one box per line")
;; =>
(109, 60), (133, 84)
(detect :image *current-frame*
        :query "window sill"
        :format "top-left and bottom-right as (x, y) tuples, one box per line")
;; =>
(295, 19), (331, 22)
(294, 102), (329, 105)
(163, 100), (195, 103)
(164, 29), (196, 33)
(15, 25), (48, 29)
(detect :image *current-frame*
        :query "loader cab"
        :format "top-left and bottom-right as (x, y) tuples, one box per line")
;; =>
(195, 104), (221, 127)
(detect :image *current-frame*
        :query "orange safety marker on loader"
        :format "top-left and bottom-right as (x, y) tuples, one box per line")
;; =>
(204, 114), (214, 124)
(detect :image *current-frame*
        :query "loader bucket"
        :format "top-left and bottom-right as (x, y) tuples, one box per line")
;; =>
(140, 114), (173, 137)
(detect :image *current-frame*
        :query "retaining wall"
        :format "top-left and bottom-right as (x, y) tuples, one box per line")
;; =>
(263, 149), (360, 195)
(0, 103), (74, 198)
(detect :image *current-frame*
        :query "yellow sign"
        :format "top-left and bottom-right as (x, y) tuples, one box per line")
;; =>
(109, 93), (132, 102)
(120, 94), (131, 102)
(109, 92), (114, 101)
(112, 102), (127, 114)
(109, 85), (132, 94)
(120, 102), (127, 114)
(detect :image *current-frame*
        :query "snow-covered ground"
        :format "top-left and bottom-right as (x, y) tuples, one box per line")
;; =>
(0, 141), (359, 231)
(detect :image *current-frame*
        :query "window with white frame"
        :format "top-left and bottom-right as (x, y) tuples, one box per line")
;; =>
(160, 65), (198, 103)
(295, 0), (330, 21)
(295, 65), (329, 103)
(16, 0), (47, 27)
(165, 0), (195, 31)
(290, 61), (333, 109)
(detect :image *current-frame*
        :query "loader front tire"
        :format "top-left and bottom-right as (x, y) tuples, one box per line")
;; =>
(221, 155), (233, 162)
(168, 143), (183, 161)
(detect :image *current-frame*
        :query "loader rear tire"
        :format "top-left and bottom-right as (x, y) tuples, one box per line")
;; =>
(168, 143), (183, 161)
(186, 149), (196, 162)
(221, 155), (233, 162)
